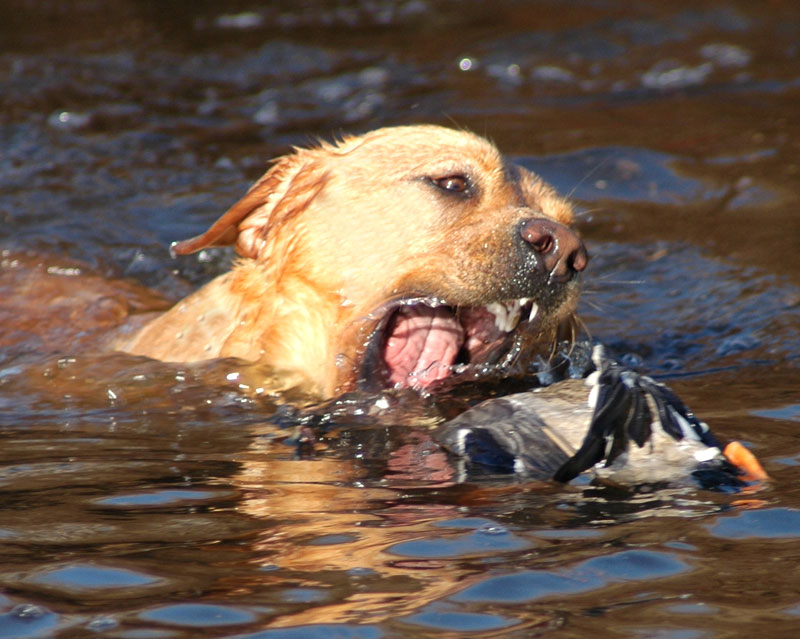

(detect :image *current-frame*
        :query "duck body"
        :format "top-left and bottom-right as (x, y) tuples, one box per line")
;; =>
(435, 346), (767, 486)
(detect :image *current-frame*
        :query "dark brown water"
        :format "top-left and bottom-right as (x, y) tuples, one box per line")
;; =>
(1, 1), (800, 637)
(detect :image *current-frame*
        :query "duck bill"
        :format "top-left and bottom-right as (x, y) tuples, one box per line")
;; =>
(723, 441), (768, 482)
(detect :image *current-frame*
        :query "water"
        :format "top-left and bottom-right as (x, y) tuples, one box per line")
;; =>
(1, 1), (800, 637)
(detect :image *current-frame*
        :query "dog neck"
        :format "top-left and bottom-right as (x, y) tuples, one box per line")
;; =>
(120, 260), (346, 396)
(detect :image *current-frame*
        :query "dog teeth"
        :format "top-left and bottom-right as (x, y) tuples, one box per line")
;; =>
(528, 302), (538, 323)
(486, 299), (532, 333)
(485, 303), (507, 331)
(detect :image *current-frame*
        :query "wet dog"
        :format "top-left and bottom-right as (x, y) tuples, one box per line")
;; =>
(120, 125), (588, 397)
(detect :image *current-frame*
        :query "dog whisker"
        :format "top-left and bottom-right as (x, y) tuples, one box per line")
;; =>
(565, 151), (620, 201)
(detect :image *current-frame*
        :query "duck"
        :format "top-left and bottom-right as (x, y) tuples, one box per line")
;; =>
(434, 345), (767, 487)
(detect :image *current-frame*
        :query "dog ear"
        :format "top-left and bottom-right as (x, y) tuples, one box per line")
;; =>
(171, 151), (327, 260)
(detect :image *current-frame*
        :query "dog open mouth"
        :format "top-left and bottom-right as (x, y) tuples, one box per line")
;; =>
(361, 298), (541, 390)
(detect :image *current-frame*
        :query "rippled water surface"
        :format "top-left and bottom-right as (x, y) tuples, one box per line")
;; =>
(1, 1), (800, 637)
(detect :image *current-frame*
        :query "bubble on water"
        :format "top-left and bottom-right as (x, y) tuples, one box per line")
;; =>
(477, 523), (509, 536)
(458, 57), (476, 71)
(47, 110), (92, 130)
(11, 603), (46, 619)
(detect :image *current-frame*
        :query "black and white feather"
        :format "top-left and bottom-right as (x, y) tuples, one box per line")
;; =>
(435, 345), (734, 484)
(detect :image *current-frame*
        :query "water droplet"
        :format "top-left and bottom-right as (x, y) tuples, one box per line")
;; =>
(11, 603), (47, 619)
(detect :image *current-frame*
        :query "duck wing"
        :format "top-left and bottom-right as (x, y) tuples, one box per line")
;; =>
(552, 346), (724, 482)
(436, 345), (765, 485)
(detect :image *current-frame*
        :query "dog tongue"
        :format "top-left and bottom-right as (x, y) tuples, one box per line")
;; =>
(383, 305), (464, 388)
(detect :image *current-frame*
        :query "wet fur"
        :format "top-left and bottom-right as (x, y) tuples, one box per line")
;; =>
(120, 125), (580, 397)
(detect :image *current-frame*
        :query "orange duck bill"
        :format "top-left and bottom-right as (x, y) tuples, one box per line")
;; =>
(723, 441), (768, 482)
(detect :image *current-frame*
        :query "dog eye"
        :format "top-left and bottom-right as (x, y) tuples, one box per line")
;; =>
(433, 175), (469, 193)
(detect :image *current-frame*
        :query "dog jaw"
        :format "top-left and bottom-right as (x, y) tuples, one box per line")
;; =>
(349, 292), (577, 394)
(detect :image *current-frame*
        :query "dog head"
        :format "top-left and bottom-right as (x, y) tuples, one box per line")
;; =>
(173, 125), (587, 395)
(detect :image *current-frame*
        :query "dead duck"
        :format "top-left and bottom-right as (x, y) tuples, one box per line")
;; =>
(434, 346), (767, 487)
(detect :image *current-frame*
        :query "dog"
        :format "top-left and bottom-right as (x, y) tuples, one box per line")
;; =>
(119, 125), (588, 398)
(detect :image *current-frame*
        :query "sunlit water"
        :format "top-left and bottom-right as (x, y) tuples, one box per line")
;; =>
(1, 1), (800, 637)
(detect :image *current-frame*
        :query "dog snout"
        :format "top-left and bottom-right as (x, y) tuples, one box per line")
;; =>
(519, 218), (588, 282)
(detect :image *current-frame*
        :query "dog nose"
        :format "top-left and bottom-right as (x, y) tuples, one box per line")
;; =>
(519, 218), (588, 281)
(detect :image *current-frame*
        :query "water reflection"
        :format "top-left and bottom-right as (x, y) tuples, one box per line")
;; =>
(1, 0), (800, 637)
